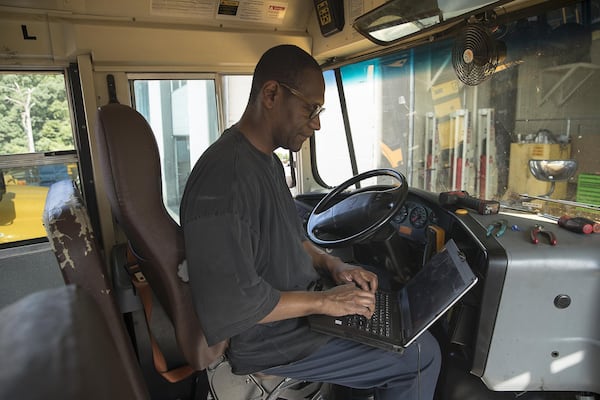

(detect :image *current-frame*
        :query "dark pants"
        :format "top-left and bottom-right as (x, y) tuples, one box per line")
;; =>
(262, 331), (441, 400)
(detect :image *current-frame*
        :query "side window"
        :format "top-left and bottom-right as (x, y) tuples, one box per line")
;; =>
(130, 74), (252, 221)
(0, 72), (78, 245)
(222, 75), (251, 129)
(313, 69), (353, 186)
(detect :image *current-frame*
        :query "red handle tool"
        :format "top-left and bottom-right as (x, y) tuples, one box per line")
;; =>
(530, 224), (557, 245)
(558, 215), (600, 234)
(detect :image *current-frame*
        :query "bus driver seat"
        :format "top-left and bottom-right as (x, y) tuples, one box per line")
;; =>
(94, 102), (324, 399)
(95, 102), (226, 375)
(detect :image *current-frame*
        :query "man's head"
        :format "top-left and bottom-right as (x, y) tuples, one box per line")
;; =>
(242, 44), (325, 153)
(249, 45), (322, 102)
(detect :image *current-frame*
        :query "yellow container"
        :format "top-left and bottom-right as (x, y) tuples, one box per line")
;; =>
(507, 143), (571, 198)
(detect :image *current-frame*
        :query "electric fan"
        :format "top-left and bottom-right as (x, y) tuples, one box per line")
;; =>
(452, 24), (506, 86)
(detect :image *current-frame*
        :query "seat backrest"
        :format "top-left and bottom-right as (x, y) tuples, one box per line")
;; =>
(0, 285), (140, 400)
(42, 179), (149, 399)
(94, 103), (226, 371)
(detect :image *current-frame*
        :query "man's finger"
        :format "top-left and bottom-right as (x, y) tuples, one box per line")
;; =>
(352, 271), (378, 293)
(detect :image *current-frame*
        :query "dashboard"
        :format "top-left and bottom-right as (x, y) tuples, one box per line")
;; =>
(296, 186), (600, 394)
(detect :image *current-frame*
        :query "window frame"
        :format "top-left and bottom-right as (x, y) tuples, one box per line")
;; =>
(0, 67), (83, 248)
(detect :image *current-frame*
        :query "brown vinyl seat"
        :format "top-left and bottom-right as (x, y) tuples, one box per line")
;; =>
(94, 103), (227, 373)
(42, 179), (149, 400)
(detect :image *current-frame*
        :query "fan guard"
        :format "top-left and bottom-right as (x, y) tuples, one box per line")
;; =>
(452, 24), (506, 86)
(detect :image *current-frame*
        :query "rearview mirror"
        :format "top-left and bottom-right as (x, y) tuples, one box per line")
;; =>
(353, 0), (508, 45)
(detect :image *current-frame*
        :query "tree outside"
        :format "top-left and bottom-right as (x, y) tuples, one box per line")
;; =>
(0, 73), (74, 155)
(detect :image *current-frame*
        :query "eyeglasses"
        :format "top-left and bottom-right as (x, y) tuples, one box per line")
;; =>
(278, 82), (325, 120)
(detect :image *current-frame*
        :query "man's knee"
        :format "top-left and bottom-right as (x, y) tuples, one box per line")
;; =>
(417, 331), (442, 376)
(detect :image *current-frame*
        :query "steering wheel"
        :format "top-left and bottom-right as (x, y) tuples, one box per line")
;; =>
(307, 169), (408, 247)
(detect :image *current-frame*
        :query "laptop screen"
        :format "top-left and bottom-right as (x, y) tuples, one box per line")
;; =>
(402, 239), (476, 338)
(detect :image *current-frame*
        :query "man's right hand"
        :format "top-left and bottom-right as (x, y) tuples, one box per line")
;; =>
(258, 284), (376, 324)
(321, 283), (376, 319)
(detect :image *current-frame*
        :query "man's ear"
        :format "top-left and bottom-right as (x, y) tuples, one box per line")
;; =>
(261, 80), (280, 110)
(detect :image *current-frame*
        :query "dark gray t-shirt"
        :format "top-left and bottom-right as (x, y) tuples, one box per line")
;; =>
(180, 127), (329, 374)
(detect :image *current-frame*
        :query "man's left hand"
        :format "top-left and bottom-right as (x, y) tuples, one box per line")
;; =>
(330, 263), (378, 293)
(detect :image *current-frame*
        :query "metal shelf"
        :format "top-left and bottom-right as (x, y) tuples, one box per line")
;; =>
(539, 62), (600, 106)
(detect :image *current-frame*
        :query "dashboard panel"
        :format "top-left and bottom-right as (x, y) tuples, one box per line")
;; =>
(296, 186), (600, 394)
(390, 200), (439, 243)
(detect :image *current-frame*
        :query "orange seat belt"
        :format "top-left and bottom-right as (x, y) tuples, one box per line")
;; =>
(126, 249), (195, 383)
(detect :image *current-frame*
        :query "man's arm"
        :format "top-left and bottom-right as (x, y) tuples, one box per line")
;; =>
(258, 240), (378, 324)
(258, 286), (374, 323)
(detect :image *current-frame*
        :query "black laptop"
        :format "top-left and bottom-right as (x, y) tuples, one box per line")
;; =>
(308, 239), (478, 353)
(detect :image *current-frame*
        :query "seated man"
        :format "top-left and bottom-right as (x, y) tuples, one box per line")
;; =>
(180, 44), (441, 400)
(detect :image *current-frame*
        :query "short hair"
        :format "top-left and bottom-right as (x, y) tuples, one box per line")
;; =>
(249, 44), (321, 101)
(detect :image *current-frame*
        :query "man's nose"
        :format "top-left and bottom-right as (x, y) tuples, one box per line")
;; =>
(309, 114), (321, 130)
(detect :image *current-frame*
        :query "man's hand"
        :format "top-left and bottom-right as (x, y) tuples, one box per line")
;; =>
(300, 240), (378, 319)
(258, 243), (381, 324)
(330, 262), (378, 293)
(258, 283), (376, 323)
(321, 283), (376, 319)
(302, 240), (378, 293)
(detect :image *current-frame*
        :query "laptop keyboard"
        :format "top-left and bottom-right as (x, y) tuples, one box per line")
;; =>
(344, 291), (392, 337)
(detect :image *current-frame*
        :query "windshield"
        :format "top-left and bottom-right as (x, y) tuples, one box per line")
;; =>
(315, 0), (600, 222)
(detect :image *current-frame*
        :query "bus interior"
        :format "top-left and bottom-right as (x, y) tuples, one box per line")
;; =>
(1, 0), (600, 399)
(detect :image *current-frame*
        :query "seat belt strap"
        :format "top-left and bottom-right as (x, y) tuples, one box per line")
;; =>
(126, 248), (195, 383)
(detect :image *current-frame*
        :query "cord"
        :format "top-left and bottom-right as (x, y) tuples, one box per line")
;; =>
(417, 341), (422, 400)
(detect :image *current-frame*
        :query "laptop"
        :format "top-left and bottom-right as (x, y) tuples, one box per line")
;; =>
(308, 239), (478, 353)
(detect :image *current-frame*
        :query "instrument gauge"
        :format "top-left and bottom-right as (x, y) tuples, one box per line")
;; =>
(394, 205), (408, 223)
(429, 210), (438, 225)
(409, 205), (428, 229)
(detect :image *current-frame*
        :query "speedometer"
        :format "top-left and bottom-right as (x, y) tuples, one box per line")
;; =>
(409, 205), (428, 229)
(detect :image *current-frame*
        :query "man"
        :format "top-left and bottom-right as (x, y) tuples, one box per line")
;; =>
(180, 44), (440, 400)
